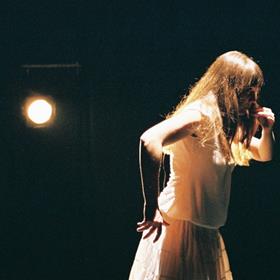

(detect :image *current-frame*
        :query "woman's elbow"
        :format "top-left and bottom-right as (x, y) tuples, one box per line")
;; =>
(259, 154), (274, 162)
(140, 131), (149, 145)
(255, 151), (274, 162)
(140, 130), (158, 146)
(140, 133), (163, 158)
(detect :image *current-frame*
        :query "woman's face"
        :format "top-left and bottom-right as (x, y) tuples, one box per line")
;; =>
(238, 86), (259, 116)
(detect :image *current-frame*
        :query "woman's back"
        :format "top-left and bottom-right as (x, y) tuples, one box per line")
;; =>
(159, 93), (235, 228)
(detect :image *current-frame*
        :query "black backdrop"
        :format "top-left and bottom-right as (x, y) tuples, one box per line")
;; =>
(0, 1), (279, 279)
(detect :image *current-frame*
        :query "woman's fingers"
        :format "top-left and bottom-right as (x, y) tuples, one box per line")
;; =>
(136, 219), (167, 242)
(253, 107), (274, 116)
(153, 225), (162, 243)
(142, 222), (162, 242)
(251, 106), (275, 129)
(256, 111), (275, 120)
(254, 106), (270, 112)
(143, 226), (157, 239)
(136, 211), (170, 242)
(162, 220), (170, 226)
(255, 110), (274, 116)
(136, 221), (152, 232)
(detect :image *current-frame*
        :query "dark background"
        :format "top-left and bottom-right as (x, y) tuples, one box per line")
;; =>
(0, 1), (279, 279)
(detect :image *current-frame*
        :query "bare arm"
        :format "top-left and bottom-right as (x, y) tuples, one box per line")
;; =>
(249, 107), (275, 161)
(136, 109), (202, 242)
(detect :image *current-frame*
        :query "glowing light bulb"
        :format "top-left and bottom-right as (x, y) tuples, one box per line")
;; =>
(27, 99), (53, 124)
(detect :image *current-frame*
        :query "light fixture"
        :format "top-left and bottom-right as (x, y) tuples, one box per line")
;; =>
(23, 95), (56, 127)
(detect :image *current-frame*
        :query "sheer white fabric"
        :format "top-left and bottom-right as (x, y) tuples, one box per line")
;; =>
(129, 215), (233, 280)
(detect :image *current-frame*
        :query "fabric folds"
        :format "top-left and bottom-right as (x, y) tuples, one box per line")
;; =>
(129, 216), (233, 280)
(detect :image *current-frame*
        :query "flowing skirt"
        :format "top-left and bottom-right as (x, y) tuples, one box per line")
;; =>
(129, 216), (233, 280)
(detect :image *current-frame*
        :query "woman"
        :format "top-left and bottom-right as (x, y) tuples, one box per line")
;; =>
(129, 51), (275, 279)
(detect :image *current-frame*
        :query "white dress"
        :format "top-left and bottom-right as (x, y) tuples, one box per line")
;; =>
(129, 94), (234, 279)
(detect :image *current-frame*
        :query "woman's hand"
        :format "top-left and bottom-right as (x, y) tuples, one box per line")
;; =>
(255, 107), (275, 131)
(136, 210), (169, 243)
(250, 106), (275, 162)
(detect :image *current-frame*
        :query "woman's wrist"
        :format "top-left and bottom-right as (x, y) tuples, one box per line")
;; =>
(261, 127), (275, 144)
(261, 126), (274, 135)
(262, 126), (273, 134)
(143, 203), (158, 220)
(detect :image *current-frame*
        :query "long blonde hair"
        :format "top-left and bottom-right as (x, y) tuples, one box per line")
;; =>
(168, 51), (264, 165)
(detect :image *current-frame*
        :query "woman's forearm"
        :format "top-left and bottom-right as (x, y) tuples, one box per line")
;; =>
(258, 128), (275, 161)
(139, 138), (163, 221)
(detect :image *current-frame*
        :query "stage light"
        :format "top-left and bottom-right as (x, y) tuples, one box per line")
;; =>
(27, 99), (53, 124)
(23, 96), (56, 127)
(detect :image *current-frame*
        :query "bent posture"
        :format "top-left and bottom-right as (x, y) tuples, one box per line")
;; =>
(129, 51), (275, 280)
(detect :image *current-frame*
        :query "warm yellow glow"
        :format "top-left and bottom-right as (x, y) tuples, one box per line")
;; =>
(27, 99), (53, 124)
